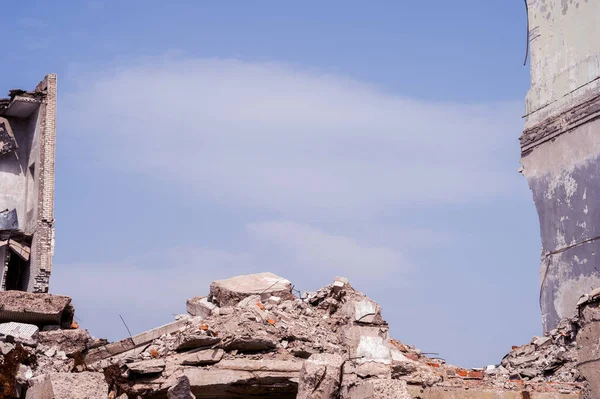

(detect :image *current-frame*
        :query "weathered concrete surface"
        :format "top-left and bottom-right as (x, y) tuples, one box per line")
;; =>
(0, 322), (39, 340)
(0, 291), (72, 326)
(297, 353), (344, 399)
(524, 0), (600, 127)
(523, 117), (600, 330)
(407, 386), (581, 399)
(167, 375), (196, 399)
(179, 348), (223, 365)
(42, 372), (108, 399)
(86, 318), (195, 363)
(127, 359), (167, 375)
(37, 328), (92, 356)
(342, 379), (411, 399)
(209, 272), (294, 306)
(24, 374), (53, 399)
(182, 367), (298, 398)
(186, 296), (216, 318)
(576, 300), (600, 398)
(520, 0), (600, 332)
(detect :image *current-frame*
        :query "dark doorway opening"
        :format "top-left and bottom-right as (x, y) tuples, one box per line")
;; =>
(5, 250), (26, 290)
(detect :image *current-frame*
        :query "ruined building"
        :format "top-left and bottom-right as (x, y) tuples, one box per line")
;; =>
(520, 0), (600, 332)
(0, 74), (56, 293)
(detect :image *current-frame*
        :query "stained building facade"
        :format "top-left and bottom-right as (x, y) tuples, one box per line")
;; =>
(520, 0), (600, 331)
(0, 74), (56, 293)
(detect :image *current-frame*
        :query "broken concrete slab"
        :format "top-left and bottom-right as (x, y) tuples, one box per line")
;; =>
(186, 296), (217, 318)
(0, 291), (73, 326)
(350, 298), (384, 325)
(345, 326), (392, 364)
(209, 272), (294, 306)
(343, 379), (411, 399)
(168, 375), (196, 399)
(86, 318), (194, 363)
(222, 334), (278, 352)
(127, 359), (166, 375)
(297, 353), (344, 399)
(214, 358), (303, 373)
(406, 386), (582, 399)
(24, 374), (53, 399)
(38, 328), (92, 356)
(182, 367), (298, 398)
(180, 348), (224, 365)
(175, 334), (221, 352)
(0, 322), (39, 340)
(40, 372), (109, 399)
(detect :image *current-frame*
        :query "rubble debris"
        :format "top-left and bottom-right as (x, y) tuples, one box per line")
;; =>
(86, 318), (195, 364)
(575, 290), (600, 398)
(179, 348), (223, 366)
(186, 296), (217, 318)
(126, 359), (166, 375)
(0, 273), (587, 398)
(37, 328), (92, 357)
(0, 322), (39, 341)
(342, 379), (411, 399)
(175, 333), (220, 352)
(167, 375), (196, 399)
(297, 353), (344, 399)
(40, 372), (108, 399)
(0, 291), (73, 327)
(209, 272), (294, 306)
(0, 118), (17, 155)
(24, 374), (52, 399)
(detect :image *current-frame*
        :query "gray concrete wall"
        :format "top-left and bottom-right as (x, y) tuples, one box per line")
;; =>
(521, 0), (600, 331)
(0, 115), (37, 230)
(525, 0), (600, 126)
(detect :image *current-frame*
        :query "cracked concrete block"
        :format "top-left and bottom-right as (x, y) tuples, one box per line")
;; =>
(345, 326), (392, 365)
(343, 379), (411, 399)
(175, 334), (221, 352)
(186, 296), (217, 318)
(0, 322), (39, 340)
(127, 359), (166, 375)
(209, 272), (294, 306)
(167, 375), (196, 399)
(25, 374), (53, 399)
(297, 353), (344, 399)
(222, 334), (278, 353)
(0, 291), (73, 326)
(43, 372), (109, 399)
(38, 329), (92, 356)
(180, 348), (224, 365)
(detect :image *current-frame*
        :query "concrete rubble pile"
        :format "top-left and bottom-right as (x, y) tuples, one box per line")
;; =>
(0, 272), (592, 398)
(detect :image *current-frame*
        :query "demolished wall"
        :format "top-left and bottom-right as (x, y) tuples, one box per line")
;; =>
(520, 0), (600, 331)
(0, 75), (56, 293)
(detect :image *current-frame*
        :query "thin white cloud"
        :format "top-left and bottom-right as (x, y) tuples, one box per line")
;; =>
(62, 58), (523, 216)
(247, 220), (406, 279)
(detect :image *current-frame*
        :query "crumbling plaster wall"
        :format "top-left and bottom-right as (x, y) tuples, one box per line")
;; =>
(0, 113), (39, 232)
(525, 0), (600, 126)
(521, 0), (600, 331)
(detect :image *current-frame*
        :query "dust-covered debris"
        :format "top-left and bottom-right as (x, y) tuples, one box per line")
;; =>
(0, 273), (588, 398)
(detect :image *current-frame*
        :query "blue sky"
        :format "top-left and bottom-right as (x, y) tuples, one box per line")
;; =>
(2, 1), (537, 367)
